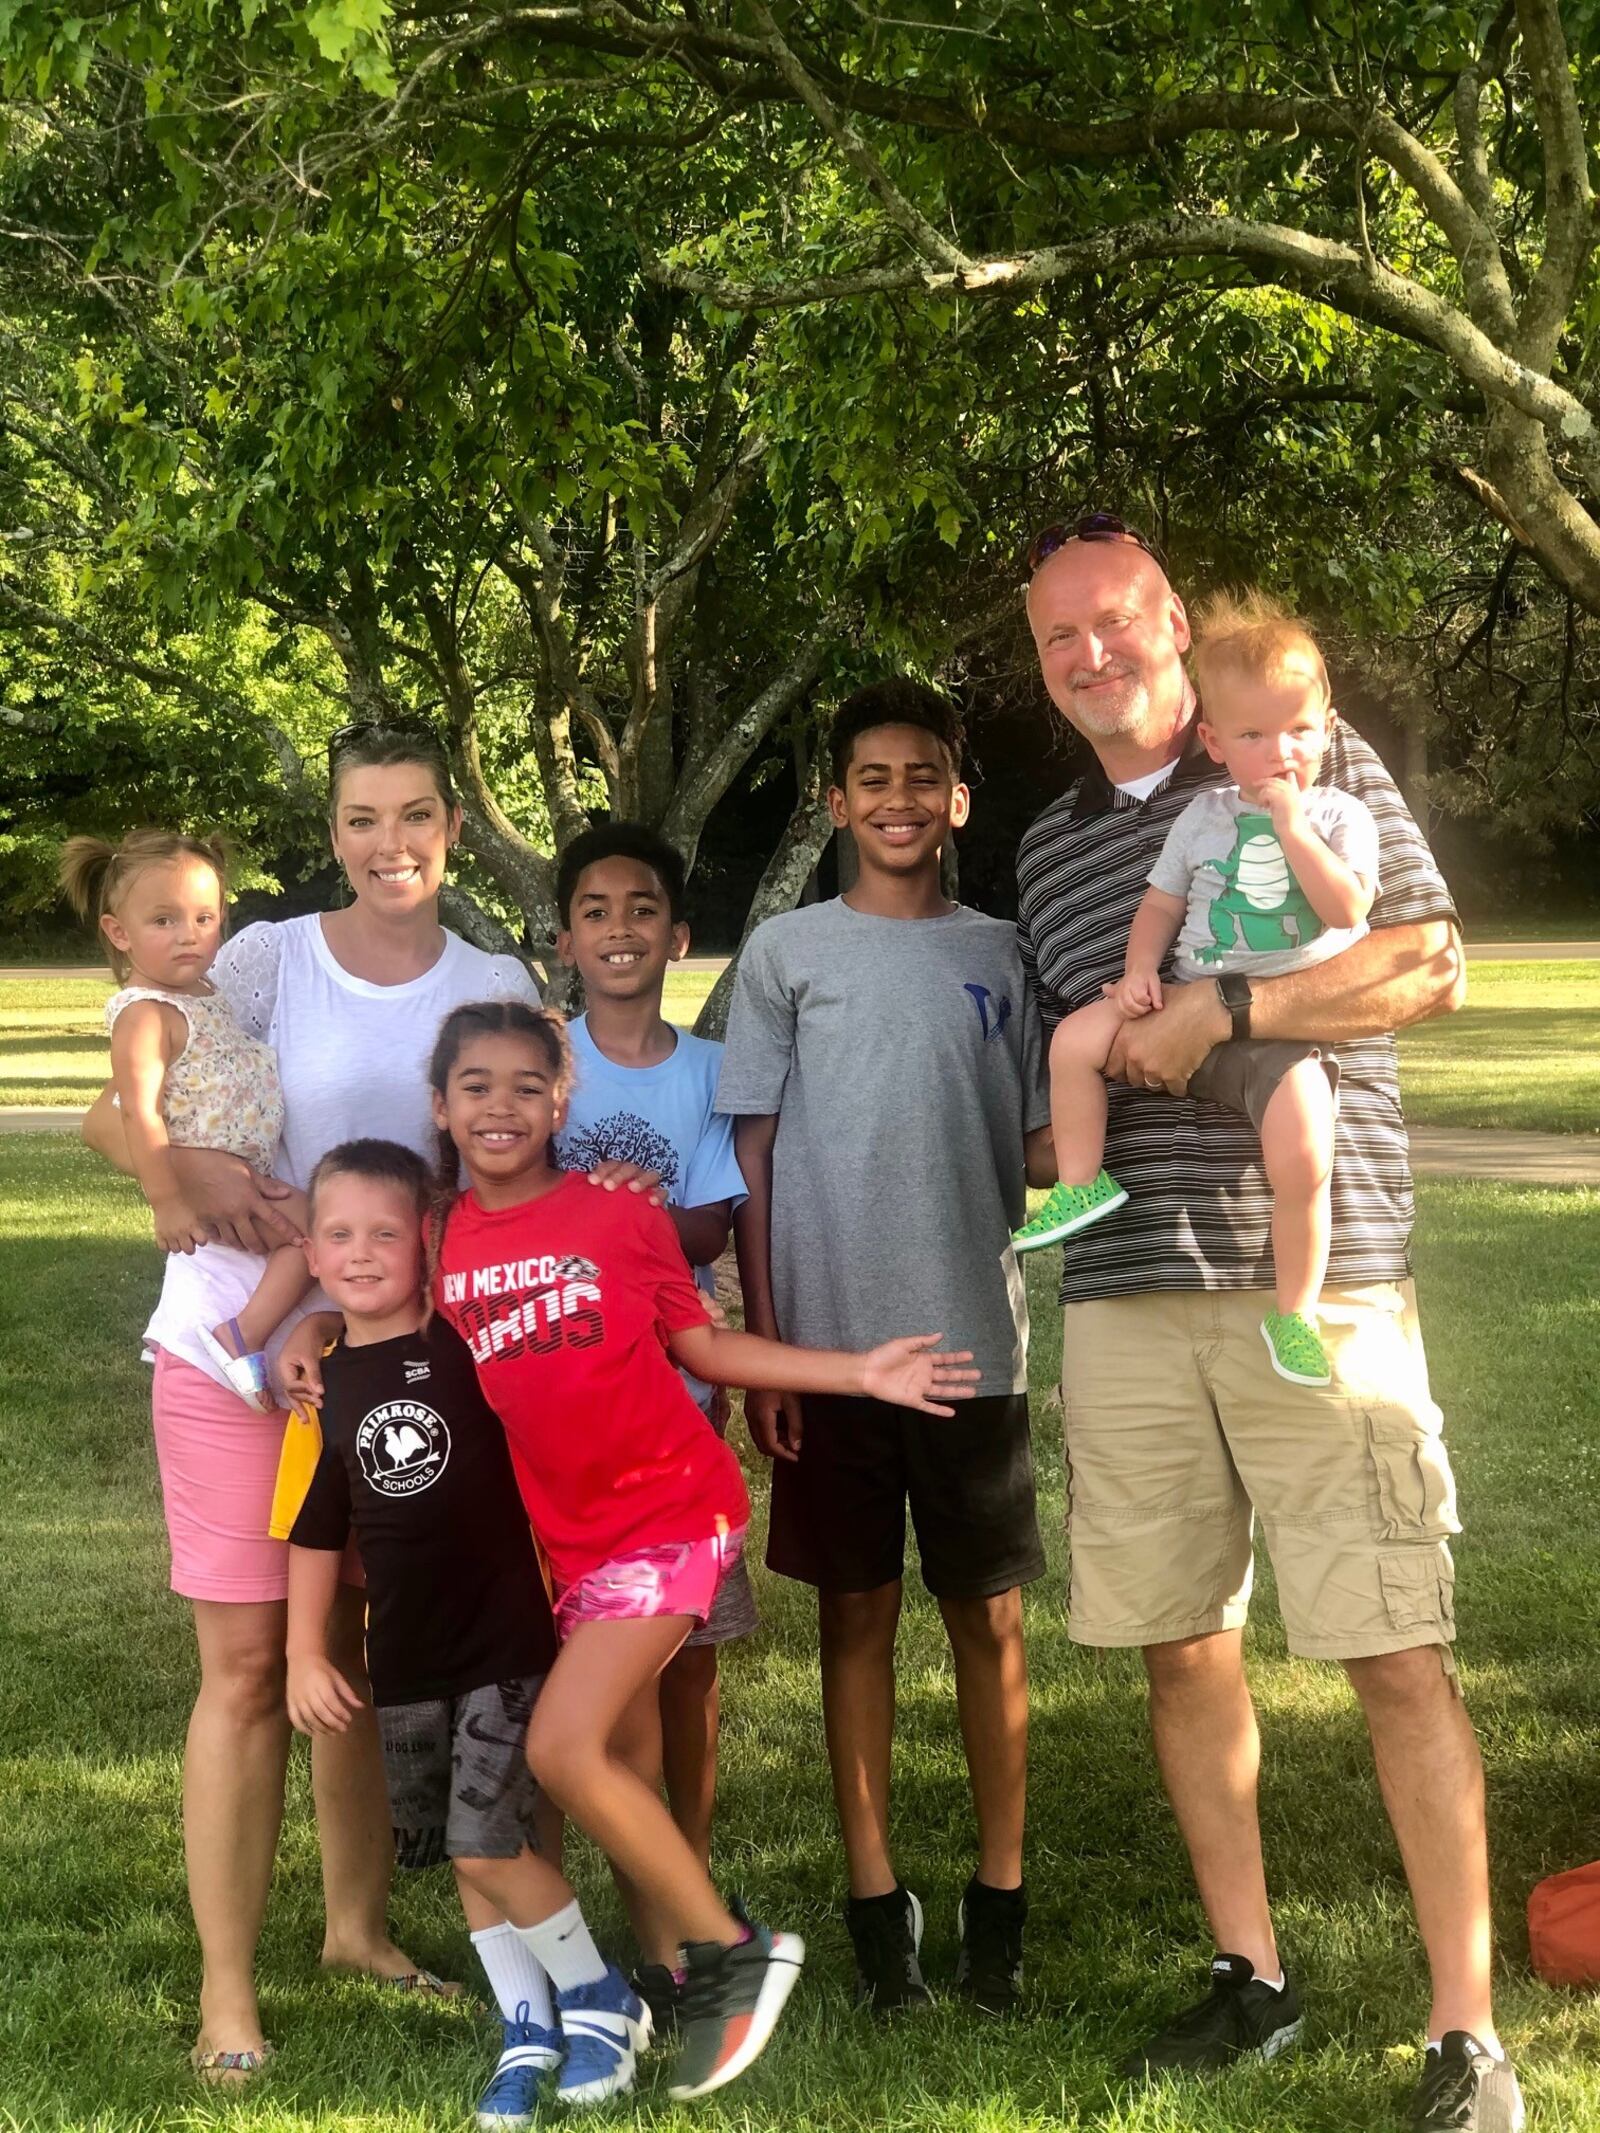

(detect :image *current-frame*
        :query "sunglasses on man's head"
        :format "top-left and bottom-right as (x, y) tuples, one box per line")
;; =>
(1025, 512), (1167, 576)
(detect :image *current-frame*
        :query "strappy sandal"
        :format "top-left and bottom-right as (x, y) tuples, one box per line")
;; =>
(190, 2041), (275, 2087)
(197, 1318), (275, 1410)
(384, 1967), (462, 1999)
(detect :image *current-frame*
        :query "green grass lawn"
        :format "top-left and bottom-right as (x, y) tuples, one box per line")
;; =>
(5, 1137), (1600, 2129)
(1396, 962), (1600, 1136)
(0, 971), (720, 1109)
(6, 960), (1595, 1139)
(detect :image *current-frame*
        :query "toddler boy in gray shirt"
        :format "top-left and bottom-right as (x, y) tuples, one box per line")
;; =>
(1012, 593), (1379, 1391)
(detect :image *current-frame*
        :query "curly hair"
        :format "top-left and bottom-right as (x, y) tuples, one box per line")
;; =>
(828, 677), (964, 788)
(422, 1000), (574, 1312)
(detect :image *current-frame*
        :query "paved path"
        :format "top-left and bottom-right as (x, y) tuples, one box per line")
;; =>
(5, 1104), (1597, 1185)
(1407, 1125), (1600, 1185)
(1465, 939), (1600, 960)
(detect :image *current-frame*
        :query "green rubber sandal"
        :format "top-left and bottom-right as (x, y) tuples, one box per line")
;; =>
(1261, 1310), (1331, 1387)
(1010, 1171), (1129, 1255)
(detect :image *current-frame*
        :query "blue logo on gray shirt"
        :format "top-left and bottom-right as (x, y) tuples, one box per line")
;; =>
(964, 983), (1012, 1041)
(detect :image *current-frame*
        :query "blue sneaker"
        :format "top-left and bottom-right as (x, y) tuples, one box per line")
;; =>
(476, 2001), (563, 2129)
(554, 1966), (652, 2107)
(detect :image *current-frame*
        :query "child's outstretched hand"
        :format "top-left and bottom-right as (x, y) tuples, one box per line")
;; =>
(287, 1654), (366, 1736)
(861, 1335), (981, 1416)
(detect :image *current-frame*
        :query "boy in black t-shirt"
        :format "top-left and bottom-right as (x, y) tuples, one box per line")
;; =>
(286, 1140), (652, 2124)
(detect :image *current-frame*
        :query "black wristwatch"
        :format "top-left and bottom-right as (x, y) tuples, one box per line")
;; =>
(1216, 971), (1254, 1041)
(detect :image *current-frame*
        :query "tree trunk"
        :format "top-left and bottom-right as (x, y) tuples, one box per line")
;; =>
(694, 785), (835, 1039)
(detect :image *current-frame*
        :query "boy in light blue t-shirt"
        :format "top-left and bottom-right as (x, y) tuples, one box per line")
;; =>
(553, 823), (756, 2033)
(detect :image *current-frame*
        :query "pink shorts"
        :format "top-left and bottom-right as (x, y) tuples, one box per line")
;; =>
(151, 1348), (360, 1605)
(554, 1525), (748, 1642)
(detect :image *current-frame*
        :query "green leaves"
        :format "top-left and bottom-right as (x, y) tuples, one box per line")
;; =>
(301, 0), (396, 91)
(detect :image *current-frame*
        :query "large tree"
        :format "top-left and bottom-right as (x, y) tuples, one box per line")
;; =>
(0, 0), (882, 996)
(482, 0), (1600, 612)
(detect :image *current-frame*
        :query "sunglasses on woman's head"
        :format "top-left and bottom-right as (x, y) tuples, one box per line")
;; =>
(1025, 512), (1167, 576)
(325, 719), (441, 786)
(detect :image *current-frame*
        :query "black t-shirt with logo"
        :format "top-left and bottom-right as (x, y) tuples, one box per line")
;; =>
(289, 1317), (557, 1705)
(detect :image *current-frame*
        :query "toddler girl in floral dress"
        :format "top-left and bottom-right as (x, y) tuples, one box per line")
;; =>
(62, 829), (306, 1405)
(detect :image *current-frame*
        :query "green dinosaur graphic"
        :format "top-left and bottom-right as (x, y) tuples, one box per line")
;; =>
(1192, 811), (1323, 964)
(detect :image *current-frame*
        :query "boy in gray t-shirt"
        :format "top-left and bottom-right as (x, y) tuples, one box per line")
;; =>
(717, 678), (1053, 2019)
(1012, 595), (1379, 1391)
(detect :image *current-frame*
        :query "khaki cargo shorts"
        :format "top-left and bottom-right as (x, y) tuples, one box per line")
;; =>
(1060, 1283), (1459, 1664)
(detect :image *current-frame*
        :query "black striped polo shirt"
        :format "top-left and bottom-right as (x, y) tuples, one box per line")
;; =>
(1016, 720), (1458, 1302)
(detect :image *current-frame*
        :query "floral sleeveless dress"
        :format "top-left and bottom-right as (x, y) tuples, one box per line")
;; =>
(104, 985), (284, 1171)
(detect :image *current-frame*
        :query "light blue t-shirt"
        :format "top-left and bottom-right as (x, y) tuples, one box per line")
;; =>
(557, 1014), (748, 1409)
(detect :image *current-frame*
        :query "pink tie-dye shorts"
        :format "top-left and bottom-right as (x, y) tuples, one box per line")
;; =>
(554, 1522), (748, 1641)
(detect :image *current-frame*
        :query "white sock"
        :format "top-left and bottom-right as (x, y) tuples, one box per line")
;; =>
(1255, 1971), (1286, 1993)
(471, 1922), (556, 2027)
(515, 1898), (610, 1993)
(1427, 2035), (1505, 2062)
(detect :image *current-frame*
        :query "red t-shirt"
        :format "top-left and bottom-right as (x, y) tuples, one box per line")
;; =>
(433, 1174), (749, 1587)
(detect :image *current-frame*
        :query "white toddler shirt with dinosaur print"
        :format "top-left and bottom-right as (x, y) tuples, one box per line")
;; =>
(1147, 783), (1381, 982)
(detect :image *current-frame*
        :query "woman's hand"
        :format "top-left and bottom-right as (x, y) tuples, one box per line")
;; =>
(861, 1335), (981, 1417)
(151, 1190), (214, 1257)
(286, 1654), (366, 1736)
(583, 1161), (668, 1206)
(168, 1147), (304, 1254)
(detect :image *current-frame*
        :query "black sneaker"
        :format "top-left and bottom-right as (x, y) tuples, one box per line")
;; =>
(954, 1875), (1027, 2015)
(1121, 1954), (1303, 2078)
(1410, 2033), (1525, 2131)
(667, 1917), (805, 2099)
(844, 1886), (934, 2013)
(629, 1961), (681, 2040)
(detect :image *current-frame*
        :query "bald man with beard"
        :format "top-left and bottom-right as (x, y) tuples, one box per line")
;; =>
(1014, 520), (1522, 2133)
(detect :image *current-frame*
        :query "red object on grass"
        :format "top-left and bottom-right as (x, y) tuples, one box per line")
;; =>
(1529, 1861), (1600, 1986)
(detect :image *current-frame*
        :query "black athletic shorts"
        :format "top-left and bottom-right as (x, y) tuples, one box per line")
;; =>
(766, 1393), (1044, 1599)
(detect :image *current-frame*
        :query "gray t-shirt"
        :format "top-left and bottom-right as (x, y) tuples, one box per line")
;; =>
(1147, 784), (1380, 980)
(716, 898), (1051, 1396)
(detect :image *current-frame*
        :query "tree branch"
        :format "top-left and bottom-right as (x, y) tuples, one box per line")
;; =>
(743, 0), (971, 273)
(1511, 0), (1595, 370)
(661, 619), (833, 868)
(653, 211), (1600, 494)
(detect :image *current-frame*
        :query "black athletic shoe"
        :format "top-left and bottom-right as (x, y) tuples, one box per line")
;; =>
(630, 1962), (681, 2040)
(954, 1876), (1027, 2015)
(1410, 2034), (1525, 2131)
(1121, 1954), (1303, 2078)
(844, 1886), (933, 2013)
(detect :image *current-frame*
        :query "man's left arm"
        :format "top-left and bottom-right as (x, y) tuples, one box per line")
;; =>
(1108, 919), (1465, 1093)
(1110, 728), (1463, 1093)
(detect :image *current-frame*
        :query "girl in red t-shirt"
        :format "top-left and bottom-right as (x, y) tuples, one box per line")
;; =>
(424, 999), (977, 2102)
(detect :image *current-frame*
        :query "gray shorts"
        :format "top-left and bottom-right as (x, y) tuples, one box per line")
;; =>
(1187, 1038), (1338, 1132)
(684, 1393), (760, 1649)
(377, 1675), (544, 1870)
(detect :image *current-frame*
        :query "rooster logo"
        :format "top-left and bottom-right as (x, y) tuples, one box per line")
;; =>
(357, 1399), (451, 1497)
